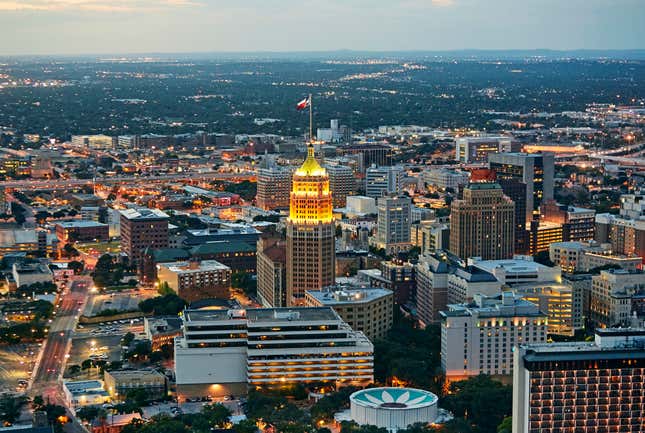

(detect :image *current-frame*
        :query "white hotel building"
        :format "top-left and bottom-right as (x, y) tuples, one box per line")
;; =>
(174, 307), (374, 398)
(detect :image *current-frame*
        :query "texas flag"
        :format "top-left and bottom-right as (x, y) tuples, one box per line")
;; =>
(296, 95), (311, 111)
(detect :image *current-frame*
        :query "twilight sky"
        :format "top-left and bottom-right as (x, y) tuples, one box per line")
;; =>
(0, 0), (643, 55)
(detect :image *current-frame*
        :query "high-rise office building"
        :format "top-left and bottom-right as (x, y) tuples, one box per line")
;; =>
(497, 178), (529, 254)
(256, 235), (287, 307)
(365, 165), (404, 198)
(326, 164), (356, 208)
(256, 164), (292, 211)
(415, 254), (450, 325)
(286, 145), (335, 306)
(119, 208), (169, 267)
(374, 195), (412, 255)
(449, 183), (515, 260)
(512, 328), (645, 433)
(489, 152), (554, 223)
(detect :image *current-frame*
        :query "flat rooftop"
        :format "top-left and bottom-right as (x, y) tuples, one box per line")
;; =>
(119, 208), (169, 220)
(184, 307), (340, 323)
(470, 258), (552, 275)
(158, 260), (230, 274)
(57, 220), (107, 228)
(306, 288), (392, 305)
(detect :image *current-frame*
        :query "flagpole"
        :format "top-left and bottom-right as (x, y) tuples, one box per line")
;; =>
(309, 93), (313, 144)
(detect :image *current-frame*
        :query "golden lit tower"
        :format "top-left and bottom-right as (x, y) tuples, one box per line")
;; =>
(286, 144), (335, 305)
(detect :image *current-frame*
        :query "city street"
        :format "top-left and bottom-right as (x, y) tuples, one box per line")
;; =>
(30, 277), (91, 409)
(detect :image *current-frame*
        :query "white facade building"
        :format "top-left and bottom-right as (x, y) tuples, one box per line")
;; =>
(375, 195), (412, 254)
(423, 168), (470, 191)
(440, 292), (547, 379)
(365, 165), (404, 198)
(174, 307), (374, 398)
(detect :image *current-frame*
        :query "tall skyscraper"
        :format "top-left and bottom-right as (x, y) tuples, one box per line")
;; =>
(326, 164), (356, 208)
(489, 152), (555, 223)
(375, 195), (412, 255)
(286, 145), (335, 306)
(449, 183), (515, 260)
(256, 164), (292, 211)
(513, 328), (645, 433)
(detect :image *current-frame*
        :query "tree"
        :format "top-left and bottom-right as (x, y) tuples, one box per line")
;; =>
(497, 416), (512, 433)
(62, 243), (79, 259)
(139, 294), (186, 316)
(122, 332), (135, 347)
(233, 419), (258, 433)
(0, 395), (27, 424)
(68, 260), (85, 275)
(76, 406), (100, 423)
(232, 271), (257, 297)
(201, 403), (231, 428)
(68, 364), (81, 375)
(31, 395), (44, 410)
(442, 375), (512, 433)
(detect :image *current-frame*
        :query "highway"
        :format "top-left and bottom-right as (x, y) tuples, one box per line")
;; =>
(0, 171), (256, 190)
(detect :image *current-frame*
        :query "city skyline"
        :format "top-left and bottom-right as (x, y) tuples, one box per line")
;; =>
(0, 0), (643, 55)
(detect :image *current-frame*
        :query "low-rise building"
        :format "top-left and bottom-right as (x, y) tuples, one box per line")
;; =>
(440, 292), (547, 380)
(63, 380), (110, 408)
(103, 370), (167, 401)
(55, 221), (109, 244)
(12, 262), (53, 288)
(157, 259), (231, 302)
(304, 287), (393, 341)
(143, 316), (183, 350)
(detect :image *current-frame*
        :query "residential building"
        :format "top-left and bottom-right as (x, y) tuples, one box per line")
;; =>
(449, 183), (515, 260)
(379, 260), (416, 305)
(510, 282), (577, 336)
(286, 145), (335, 305)
(157, 259), (232, 303)
(374, 195), (412, 255)
(103, 370), (167, 401)
(489, 152), (555, 223)
(512, 328), (645, 433)
(365, 165), (404, 198)
(455, 136), (520, 163)
(595, 213), (645, 261)
(441, 292), (547, 380)
(415, 254), (450, 325)
(590, 269), (645, 328)
(55, 221), (109, 244)
(174, 307), (374, 398)
(304, 287), (394, 341)
(119, 208), (169, 267)
(256, 165), (292, 211)
(256, 236), (287, 307)
(326, 164), (356, 208)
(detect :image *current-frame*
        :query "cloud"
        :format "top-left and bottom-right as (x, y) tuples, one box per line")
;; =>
(0, 0), (201, 12)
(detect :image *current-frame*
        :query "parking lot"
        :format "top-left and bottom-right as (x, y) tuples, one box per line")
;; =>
(86, 291), (151, 317)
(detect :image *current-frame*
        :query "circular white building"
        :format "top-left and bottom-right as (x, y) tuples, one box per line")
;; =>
(349, 387), (439, 432)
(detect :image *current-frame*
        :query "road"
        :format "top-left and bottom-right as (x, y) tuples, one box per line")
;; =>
(0, 172), (256, 189)
(30, 277), (91, 433)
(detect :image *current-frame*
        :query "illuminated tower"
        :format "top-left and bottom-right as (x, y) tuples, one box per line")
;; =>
(286, 144), (335, 305)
